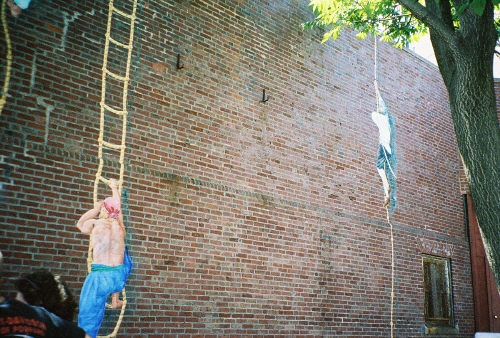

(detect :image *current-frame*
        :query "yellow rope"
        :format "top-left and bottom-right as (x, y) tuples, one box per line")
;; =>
(89, 0), (138, 337)
(0, 0), (12, 115)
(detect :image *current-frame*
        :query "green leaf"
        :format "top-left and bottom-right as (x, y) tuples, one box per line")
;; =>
(356, 31), (368, 39)
(363, 3), (373, 17)
(457, 3), (470, 15)
(322, 25), (343, 42)
(471, 0), (486, 15)
(492, 0), (500, 6)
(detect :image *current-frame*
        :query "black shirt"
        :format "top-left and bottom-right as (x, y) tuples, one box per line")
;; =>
(0, 297), (86, 338)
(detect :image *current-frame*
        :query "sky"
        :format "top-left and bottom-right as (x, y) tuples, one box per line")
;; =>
(409, 35), (500, 78)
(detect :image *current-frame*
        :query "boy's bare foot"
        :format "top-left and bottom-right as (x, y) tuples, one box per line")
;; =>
(7, 0), (22, 17)
(111, 292), (123, 308)
(384, 195), (390, 207)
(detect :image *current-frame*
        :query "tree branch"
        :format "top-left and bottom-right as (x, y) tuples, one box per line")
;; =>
(396, 0), (460, 50)
(345, 13), (411, 27)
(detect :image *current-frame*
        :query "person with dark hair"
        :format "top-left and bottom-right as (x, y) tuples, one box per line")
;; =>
(14, 270), (78, 322)
(77, 178), (132, 338)
(0, 251), (91, 337)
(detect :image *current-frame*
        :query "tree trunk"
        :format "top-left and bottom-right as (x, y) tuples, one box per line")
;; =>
(436, 49), (500, 289)
(420, 0), (500, 290)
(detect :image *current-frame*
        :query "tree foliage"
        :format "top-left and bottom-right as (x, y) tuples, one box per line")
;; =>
(304, 0), (500, 48)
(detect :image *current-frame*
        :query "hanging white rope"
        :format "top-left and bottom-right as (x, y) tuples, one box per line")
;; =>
(374, 35), (395, 338)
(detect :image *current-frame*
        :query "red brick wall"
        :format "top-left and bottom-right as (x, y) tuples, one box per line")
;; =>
(0, 0), (473, 336)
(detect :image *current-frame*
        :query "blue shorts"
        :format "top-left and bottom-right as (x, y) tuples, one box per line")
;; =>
(78, 248), (132, 338)
(14, 0), (31, 9)
(376, 144), (392, 170)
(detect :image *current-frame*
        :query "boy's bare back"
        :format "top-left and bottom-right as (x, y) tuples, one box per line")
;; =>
(91, 218), (126, 266)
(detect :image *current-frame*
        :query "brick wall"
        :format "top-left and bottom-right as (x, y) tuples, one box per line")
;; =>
(0, 0), (474, 336)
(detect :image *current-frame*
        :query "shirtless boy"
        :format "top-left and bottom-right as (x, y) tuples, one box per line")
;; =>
(77, 179), (132, 338)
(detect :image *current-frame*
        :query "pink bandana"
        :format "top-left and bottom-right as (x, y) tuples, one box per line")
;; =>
(103, 197), (120, 219)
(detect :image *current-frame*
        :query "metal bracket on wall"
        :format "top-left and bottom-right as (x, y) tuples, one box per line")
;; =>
(261, 88), (269, 103)
(177, 53), (184, 70)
